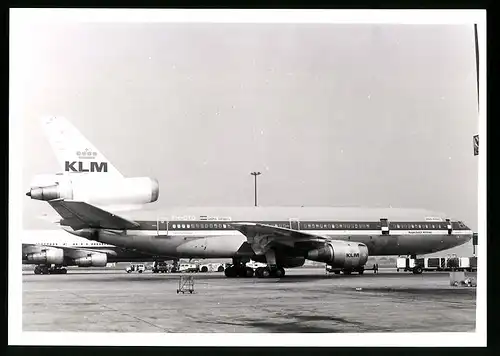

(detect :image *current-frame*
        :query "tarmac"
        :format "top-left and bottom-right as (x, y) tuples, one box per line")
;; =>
(22, 268), (477, 333)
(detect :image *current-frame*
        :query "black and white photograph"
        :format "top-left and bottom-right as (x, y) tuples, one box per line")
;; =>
(9, 9), (486, 347)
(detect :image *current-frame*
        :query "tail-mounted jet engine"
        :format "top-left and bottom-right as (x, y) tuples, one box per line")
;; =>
(307, 241), (369, 268)
(26, 174), (159, 206)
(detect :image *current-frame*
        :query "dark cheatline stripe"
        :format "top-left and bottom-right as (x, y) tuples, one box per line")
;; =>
(133, 220), (469, 231)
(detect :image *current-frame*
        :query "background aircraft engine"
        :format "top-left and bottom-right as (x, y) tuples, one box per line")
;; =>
(27, 176), (159, 205)
(307, 241), (369, 268)
(26, 249), (64, 265)
(74, 253), (107, 267)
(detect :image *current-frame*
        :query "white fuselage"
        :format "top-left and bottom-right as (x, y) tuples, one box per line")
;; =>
(65, 206), (473, 260)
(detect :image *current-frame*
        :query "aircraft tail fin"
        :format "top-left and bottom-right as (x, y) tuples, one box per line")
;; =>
(41, 116), (123, 178)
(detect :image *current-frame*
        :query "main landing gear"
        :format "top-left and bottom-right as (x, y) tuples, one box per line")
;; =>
(224, 259), (255, 278)
(224, 259), (286, 278)
(34, 265), (67, 275)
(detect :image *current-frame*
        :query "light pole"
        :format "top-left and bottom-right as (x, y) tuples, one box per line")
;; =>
(250, 172), (261, 207)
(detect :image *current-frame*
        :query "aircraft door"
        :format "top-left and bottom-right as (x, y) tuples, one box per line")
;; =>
(289, 218), (300, 231)
(380, 218), (389, 235)
(157, 219), (168, 236)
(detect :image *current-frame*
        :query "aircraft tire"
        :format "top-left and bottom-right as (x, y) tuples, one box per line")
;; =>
(244, 267), (254, 278)
(272, 267), (285, 278)
(413, 266), (423, 274)
(224, 266), (237, 278)
(217, 266), (224, 272)
(260, 268), (271, 278)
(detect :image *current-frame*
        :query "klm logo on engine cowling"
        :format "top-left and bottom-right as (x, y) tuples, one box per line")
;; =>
(65, 161), (108, 172)
(346, 252), (360, 258)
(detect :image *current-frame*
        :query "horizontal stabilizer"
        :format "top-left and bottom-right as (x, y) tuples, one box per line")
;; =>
(48, 199), (140, 230)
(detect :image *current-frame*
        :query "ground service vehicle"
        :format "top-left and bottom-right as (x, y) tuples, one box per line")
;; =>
(126, 264), (146, 273)
(178, 263), (199, 273)
(397, 256), (477, 273)
(152, 261), (169, 273)
(199, 263), (225, 272)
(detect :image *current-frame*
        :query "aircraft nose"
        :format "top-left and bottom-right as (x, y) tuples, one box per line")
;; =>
(26, 190), (31, 197)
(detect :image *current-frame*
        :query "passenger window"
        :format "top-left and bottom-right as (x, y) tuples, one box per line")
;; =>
(354, 224), (358, 229)
(173, 224), (177, 229)
(187, 224), (190, 229)
(205, 224), (208, 228)
(209, 224), (213, 229)
(223, 224), (226, 229)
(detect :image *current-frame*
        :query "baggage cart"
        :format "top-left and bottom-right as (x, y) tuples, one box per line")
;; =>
(177, 275), (194, 294)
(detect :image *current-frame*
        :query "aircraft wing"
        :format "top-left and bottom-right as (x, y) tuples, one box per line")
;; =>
(229, 222), (327, 255)
(22, 243), (118, 259)
(48, 199), (140, 230)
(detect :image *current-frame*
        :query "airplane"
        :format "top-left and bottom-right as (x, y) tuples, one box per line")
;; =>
(21, 229), (175, 274)
(37, 200), (472, 278)
(25, 116), (473, 278)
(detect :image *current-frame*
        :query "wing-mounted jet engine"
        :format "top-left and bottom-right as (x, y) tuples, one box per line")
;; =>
(307, 240), (369, 274)
(74, 253), (107, 267)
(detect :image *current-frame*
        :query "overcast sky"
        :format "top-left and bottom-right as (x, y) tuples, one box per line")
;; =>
(13, 22), (478, 254)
